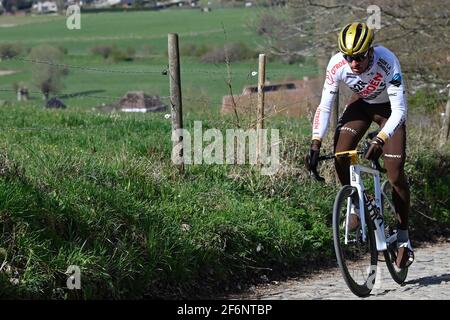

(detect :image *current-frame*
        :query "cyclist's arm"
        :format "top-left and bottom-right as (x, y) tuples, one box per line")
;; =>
(312, 57), (342, 141)
(377, 57), (407, 142)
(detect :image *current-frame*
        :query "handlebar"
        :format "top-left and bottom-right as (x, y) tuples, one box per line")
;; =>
(309, 130), (386, 181)
(310, 150), (386, 181)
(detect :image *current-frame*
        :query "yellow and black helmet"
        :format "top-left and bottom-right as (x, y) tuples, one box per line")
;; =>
(338, 22), (374, 56)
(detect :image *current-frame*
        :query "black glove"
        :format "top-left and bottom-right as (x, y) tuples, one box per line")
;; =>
(305, 139), (321, 171)
(365, 136), (384, 161)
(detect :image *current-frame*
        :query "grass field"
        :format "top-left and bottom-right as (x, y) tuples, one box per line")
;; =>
(0, 8), (448, 299)
(0, 8), (317, 111)
(1, 9), (260, 52)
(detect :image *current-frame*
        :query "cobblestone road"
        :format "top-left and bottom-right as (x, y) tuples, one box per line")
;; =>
(229, 240), (450, 300)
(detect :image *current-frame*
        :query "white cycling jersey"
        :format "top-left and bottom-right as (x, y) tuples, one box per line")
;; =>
(312, 45), (407, 142)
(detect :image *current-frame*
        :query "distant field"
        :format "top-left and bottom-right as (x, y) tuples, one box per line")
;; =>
(0, 9), (261, 53)
(0, 14), (61, 27)
(0, 8), (318, 112)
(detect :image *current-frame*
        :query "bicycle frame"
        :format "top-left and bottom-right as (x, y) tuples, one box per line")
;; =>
(336, 150), (388, 251)
(347, 162), (387, 251)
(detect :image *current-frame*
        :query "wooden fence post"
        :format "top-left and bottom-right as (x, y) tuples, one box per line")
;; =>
(257, 54), (266, 166)
(168, 33), (184, 174)
(440, 87), (450, 147)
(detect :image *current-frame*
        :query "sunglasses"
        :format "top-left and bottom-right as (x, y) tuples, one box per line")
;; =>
(344, 50), (369, 62)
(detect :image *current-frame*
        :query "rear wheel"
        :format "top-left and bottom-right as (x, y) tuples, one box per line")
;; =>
(333, 185), (378, 297)
(381, 181), (408, 284)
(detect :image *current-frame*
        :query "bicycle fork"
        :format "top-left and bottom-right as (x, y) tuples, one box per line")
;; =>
(347, 164), (387, 251)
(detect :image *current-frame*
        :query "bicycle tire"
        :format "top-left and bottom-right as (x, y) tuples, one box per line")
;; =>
(333, 185), (378, 297)
(381, 180), (408, 284)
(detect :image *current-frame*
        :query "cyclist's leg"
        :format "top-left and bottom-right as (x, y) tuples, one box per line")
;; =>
(333, 99), (371, 186)
(382, 124), (410, 230)
(371, 108), (413, 267)
(381, 124), (414, 265)
(371, 108), (410, 231)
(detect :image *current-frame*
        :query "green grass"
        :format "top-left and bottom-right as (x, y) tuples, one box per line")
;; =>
(0, 102), (448, 299)
(0, 9), (260, 53)
(0, 103), (335, 298)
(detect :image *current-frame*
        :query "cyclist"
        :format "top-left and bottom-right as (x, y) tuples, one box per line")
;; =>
(306, 22), (414, 268)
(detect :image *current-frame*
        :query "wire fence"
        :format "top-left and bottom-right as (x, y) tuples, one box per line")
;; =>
(0, 47), (316, 135)
(0, 88), (228, 109)
(5, 56), (302, 77)
(0, 45), (320, 184)
(8, 56), (168, 75)
(1, 55), (262, 107)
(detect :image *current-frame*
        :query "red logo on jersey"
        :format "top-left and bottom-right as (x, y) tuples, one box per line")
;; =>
(313, 109), (321, 130)
(359, 72), (383, 96)
(326, 58), (347, 85)
(330, 59), (347, 75)
(326, 71), (335, 85)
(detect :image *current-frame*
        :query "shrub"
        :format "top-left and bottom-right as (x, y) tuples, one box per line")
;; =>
(256, 13), (283, 36)
(29, 45), (68, 100)
(90, 45), (135, 62)
(57, 46), (68, 55)
(180, 43), (211, 57)
(90, 45), (114, 59)
(137, 44), (154, 58)
(0, 43), (23, 59)
(200, 42), (257, 63)
(111, 47), (135, 63)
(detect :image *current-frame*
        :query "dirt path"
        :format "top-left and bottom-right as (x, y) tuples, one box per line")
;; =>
(228, 240), (450, 300)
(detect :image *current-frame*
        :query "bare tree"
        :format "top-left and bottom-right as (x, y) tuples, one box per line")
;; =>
(29, 45), (69, 101)
(256, 0), (450, 88)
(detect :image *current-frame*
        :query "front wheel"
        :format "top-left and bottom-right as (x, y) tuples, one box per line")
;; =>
(333, 185), (378, 297)
(381, 180), (408, 284)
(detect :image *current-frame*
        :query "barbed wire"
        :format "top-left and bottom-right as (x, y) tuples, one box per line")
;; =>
(181, 68), (255, 76)
(8, 56), (168, 75)
(5, 55), (302, 79)
(180, 67), (310, 78)
(2, 54), (315, 117)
